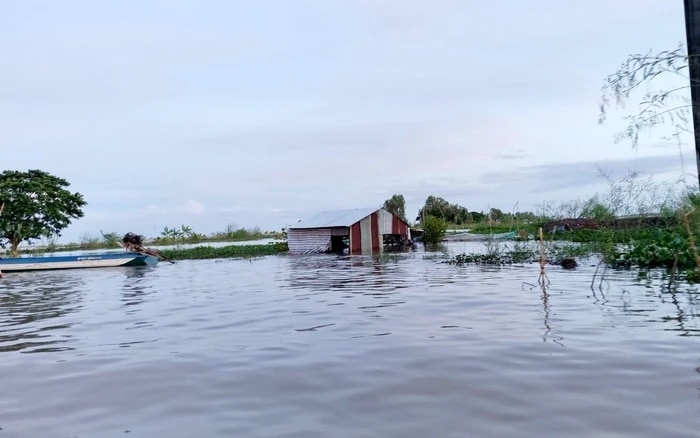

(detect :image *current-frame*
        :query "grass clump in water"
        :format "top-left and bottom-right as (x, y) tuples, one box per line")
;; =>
(160, 242), (288, 260)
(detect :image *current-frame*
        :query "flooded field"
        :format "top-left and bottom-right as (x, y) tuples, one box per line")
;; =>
(0, 242), (698, 437)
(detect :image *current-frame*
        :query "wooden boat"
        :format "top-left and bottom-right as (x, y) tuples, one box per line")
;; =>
(0, 252), (159, 273)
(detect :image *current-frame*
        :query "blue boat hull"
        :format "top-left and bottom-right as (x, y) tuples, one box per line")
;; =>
(0, 252), (159, 272)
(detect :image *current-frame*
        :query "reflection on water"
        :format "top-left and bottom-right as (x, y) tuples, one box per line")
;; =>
(595, 271), (700, 337)
(121, 267), (157, 311)
(0, 247), (698, 437)
(541, 286), (564, 347)
(661, 281), (700, 336)
(0, 272), (85, 353)
(285, 255), (413, 334)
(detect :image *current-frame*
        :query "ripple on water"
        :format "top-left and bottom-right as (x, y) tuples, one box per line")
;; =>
(0, 248), (699, 437)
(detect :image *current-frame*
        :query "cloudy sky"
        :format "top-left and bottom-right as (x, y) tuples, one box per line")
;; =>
(2, 0), (696, 242)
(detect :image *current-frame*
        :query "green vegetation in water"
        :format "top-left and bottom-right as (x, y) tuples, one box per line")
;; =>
(445, 238), (541, 266)
(423, 215), (447, 245)
(160, 242), (289, 260)
(444, 239), (594, 267)
(440, 172), (700, 280)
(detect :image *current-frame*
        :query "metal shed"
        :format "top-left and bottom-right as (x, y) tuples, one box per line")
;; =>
(287, 207), (411, 255)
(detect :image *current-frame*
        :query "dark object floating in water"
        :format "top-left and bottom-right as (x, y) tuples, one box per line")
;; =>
(122, 232), (175, 263)
(560, 258), (577, 269)
(296, 323), (336, 332)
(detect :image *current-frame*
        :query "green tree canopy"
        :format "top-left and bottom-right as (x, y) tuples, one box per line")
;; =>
(382, 194), (407, 221)
(418, 196), (475, 225)
(489, 207), (504, 221)
(0, 169), (87, 254)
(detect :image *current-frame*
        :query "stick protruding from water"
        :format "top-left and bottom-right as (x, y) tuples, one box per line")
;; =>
(538, 227), (550, 287)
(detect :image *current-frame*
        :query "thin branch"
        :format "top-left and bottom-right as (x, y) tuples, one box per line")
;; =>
(626, 105), (690, 125)
(636, 86), (690, 116)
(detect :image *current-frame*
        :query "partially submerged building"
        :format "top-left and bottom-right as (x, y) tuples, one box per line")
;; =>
(287, 207), (411, 255)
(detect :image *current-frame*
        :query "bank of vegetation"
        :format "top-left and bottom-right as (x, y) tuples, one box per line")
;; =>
(425, 172), (700, 281)
(15, 224), (284, 255)
(160, 241), (289, 260)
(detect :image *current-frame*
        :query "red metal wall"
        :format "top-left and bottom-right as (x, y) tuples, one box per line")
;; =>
(350, 222), (362, 254)
(348, 209), (410, 255)
(370, 212), (380, 252)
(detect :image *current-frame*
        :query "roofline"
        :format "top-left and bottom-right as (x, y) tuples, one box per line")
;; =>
(288, 207), (412, 229)
(287, 225), (350, 230)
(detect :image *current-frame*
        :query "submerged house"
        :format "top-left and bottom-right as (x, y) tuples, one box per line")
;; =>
(287, 207), (411, 255)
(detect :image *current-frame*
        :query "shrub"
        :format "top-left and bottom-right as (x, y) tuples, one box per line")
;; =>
(423, 215), (447, 245)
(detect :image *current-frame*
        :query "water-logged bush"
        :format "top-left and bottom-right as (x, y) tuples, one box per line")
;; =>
(423, 215), (447, 245)
(160, 242), (288, 260)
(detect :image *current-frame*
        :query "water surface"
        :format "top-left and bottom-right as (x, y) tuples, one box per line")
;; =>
(1, 244), (698, 437)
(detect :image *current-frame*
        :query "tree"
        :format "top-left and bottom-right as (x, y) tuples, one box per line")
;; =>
(470, 211), (486, 222)
(599, 43), (690, 148)
(418, 196), (472, 225)
(489, 207), (504, 221)
(0, 170), (87, 254)
(422, 215), (447, 245)
(382, 194), (407, 221)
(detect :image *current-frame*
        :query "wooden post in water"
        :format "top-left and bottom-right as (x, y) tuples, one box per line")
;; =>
(684, 0), (700, 186)
(538, 227), (549, 287)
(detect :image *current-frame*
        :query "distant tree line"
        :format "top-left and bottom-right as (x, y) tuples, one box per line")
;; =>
(417, 196), (481, 224)
(415, 196), (539, 226)
(382, 194), (539, 227)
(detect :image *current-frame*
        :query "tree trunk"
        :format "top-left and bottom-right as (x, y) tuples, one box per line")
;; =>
(10, 237), (20, 257)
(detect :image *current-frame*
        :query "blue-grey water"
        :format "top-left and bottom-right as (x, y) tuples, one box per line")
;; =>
(1, 243), (699, 437)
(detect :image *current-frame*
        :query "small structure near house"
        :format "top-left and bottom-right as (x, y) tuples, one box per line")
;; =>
(287, 207), (411, 255)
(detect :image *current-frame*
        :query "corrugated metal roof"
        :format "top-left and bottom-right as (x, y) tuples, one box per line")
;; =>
(290, 207), (380, 229)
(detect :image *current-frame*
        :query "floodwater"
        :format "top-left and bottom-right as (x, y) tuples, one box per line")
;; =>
(0, 243), (698, 438)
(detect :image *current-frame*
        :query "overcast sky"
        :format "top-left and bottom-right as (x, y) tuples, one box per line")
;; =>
(2, 0), (696, 242)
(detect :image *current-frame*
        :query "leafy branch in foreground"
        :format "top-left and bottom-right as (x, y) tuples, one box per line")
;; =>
(599, 43), (691, 147)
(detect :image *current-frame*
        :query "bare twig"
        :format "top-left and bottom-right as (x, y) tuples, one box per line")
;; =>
(599, 43), (692, 148)
(538, 227), (550, 287)
(670, 250), (679, 287)
(598, 265), (609, 290)
(590, 257), (609, 290)
(522, 282), (537, 290)
(591, 261), (600, 289)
